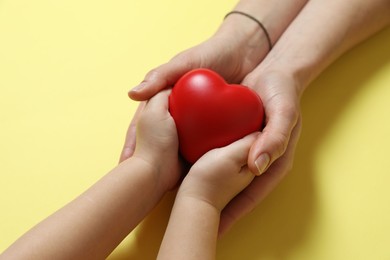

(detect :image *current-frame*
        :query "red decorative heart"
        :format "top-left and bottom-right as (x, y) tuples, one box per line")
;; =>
(169, 68), (264, 163)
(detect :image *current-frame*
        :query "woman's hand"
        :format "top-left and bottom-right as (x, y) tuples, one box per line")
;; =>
(119, 15), (270, 162)
(245, 70), (302, 175)
(128, 15), (270, 101)
(219, 69), (303, 234)
(218, 0), (390, 233)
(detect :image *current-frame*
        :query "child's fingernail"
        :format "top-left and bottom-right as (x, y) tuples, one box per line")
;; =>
(254, 153), (270, 176)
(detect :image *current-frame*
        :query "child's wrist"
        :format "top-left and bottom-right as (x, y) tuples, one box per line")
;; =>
(126, 154), (164, 190)
(177, 181), (225, 213)
(127, 155), (159, 177)
(131, 150), (180, 193)
(176, 190), (223, 215)
(132, 148), (161, 172)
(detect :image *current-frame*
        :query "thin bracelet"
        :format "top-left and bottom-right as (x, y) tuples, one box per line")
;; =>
(224, 11), (272, 51)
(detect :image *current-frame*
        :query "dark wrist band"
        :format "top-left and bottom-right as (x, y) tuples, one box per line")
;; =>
(224, 11), (272, 51)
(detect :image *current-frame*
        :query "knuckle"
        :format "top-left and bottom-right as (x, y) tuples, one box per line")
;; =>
(145, 67), (161, 81)
(280, 101), (299, 121)
(172, 53), (199, 74)
(271, 131), (290, 158)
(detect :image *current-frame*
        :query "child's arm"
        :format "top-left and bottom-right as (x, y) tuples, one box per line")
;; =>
(1, 90), (182, 260)
(157, 133), (258, 260)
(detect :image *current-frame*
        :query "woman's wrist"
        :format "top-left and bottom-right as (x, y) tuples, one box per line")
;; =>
(214, 13), (270, 72)
(246, 60), (305, 99)
(220, 0), (309, 58)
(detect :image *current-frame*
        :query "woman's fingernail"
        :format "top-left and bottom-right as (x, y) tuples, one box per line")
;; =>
(131, 82), (147, 93)
(254, 153), (270, 176)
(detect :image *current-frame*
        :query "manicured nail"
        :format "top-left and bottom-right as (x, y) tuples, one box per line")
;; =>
(254, 153), (270, 176)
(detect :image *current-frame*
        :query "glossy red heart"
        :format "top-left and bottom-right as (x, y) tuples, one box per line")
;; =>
(169, 68), (264, 163)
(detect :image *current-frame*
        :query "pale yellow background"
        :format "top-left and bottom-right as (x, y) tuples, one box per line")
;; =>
(1, 1), (390, 259)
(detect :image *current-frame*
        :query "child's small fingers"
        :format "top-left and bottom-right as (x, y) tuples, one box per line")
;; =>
(239, 165), (251, 175)
(220, 132), (260, 166)
(144, 89), (172, 112)
(238, 165), (256, 183)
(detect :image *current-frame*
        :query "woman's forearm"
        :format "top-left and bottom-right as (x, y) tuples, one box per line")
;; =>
(158, 196), (220, 260)
(260, 0), (390, 93)
(1, 158), (165, 260)
(231, 0), (309, 44)
(218, 0), (308, 69)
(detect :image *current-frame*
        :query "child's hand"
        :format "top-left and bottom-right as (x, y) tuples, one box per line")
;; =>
(132, 90), (182, 192)
(178, 133), (259, 211)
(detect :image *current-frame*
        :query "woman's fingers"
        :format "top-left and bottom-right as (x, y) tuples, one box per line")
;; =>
(216, 132), (260, 167)
(219, 117), (302, 235)
(242, 70), (300, 175)
(128, 54), (197, 101)
(248, 96), (299, 175)
(119, 101), (146, 163)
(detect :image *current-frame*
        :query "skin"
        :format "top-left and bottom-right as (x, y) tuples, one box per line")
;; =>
(121, 0), (309, 163)
(1, 91), (258, 259)
(3, 1), (389, 257)
(0, 0), (390, 259)
(221, 0), (390, 233)
(122, 0), (390, 235)
(158, 133), (258, 260)
(0, 91), (182, 259)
